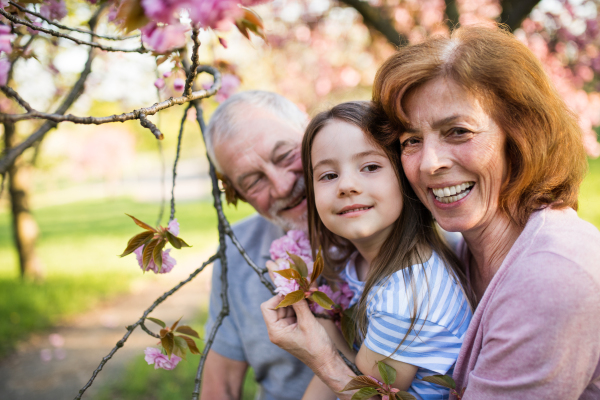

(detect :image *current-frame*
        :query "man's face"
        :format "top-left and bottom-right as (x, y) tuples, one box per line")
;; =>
(213, 107), (307, 231)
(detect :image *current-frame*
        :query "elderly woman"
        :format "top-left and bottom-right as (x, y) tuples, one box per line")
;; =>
(261, 25), (600, 399)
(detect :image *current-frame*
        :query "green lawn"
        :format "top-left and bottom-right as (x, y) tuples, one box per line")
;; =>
(0, 197), (255, 357)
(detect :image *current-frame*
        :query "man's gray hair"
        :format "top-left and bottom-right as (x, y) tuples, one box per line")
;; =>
(205, 90), (308, 173)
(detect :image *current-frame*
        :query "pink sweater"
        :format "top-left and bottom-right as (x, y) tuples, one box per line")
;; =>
(452, 207), (600, 399)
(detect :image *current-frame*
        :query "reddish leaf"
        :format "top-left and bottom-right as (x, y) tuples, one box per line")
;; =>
(142, 239), (158, 272)
(120, 231), (154, 257)
(420, 375), (456, 390)
(147, 317), (166, 328)
(159, 328), (169, 338)
(235, 7), (266, 41)
(287, 253), (308, 278)
(178, 335), (200, 355)
(161, 332), (174, 359)
(396, 391), (417, 400)
(274, 290), (305, 309)
(175, 325), (200, 339)
(166, 231), (182, 249)
(310, 247), (324, 283)
(274, 268), (302, 281)
(170, 316), (183, 331)
(116, 0), (149, 33)
(341, 375), (381, 391)
(310, 291), (334, 310)
(152, 239), (166, 272)
(125, 214), (156, 232)
(350, 387), (379, 400)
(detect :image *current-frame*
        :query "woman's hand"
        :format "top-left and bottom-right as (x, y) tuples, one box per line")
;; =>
(260, 296), (338, 373)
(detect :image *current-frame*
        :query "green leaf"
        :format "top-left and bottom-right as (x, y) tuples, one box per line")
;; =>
(146, 317), (166, 328)
(396, 391), (417, 400)
(310, 247), (324, 283)
(420, 375), (456, 389)
(350, 387), (379, 400)
(310, 291), (335, 310)
(152, 239), (166, 272)
(125, 213), (156, 232)
(274, 290), (306, 309)
(172, 335), (187, 360)
(116, 0), (149, 33)
(142, 240), (159, 272)
(378, 361), (397, 386)
(287, 253), (308, 278)
(341, 375), (381, 391)
(178, 335), (200, 355)
(341, 311), (356, 349)
(120, 231), (154, 257)
(161, 332), (174, 359)
(166, 231), (182, 249)
(175, 325), (200, 339)
(274, 268), (302, 281)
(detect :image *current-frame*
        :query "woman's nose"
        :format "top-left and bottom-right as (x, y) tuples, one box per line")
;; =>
(420, 138), (451, 175)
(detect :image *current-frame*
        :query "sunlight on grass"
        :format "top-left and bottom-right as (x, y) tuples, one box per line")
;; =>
(578, 157), (600, 229)
(0, 197), (255, 357)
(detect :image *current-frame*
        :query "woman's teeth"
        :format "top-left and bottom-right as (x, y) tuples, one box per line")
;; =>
(432, 182), (474, 204)
(339, 206), (371, 215)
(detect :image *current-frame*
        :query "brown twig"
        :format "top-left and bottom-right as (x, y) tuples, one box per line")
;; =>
(139, 113), (164, 140)
(169, 103), (193, 221)
(0, 86), (33, 112)
(184, 28), (201, 97)
(0, 8), (148, 53)
(74, 254), (218, 400)
(8, 1), (141, 41)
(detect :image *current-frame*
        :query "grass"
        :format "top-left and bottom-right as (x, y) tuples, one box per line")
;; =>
(95, 311), (258, 400)
(0, 197), (256, 357)
(578, 156), (600, 228)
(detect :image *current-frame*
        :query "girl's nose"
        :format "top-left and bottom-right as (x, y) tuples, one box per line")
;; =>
(337, 173), (361, 197)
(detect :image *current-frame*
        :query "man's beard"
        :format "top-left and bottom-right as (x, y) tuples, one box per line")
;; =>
(267, 176), (307, 232)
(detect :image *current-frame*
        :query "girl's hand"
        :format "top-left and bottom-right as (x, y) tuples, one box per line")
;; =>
(261, 296), (339, 373)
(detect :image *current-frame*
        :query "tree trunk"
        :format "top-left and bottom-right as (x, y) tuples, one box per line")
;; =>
(3, 122), (44, 280)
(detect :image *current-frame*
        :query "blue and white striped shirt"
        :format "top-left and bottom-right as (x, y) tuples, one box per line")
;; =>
(341, 251), (472, 400)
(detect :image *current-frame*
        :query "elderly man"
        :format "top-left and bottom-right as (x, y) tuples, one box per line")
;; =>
(202, 91), (313, 400)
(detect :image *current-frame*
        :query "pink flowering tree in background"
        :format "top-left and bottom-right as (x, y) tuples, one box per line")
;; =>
(0, 0), (599, 398)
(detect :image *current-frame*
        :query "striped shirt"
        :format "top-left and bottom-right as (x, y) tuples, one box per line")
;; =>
(341, 252), (472, 400)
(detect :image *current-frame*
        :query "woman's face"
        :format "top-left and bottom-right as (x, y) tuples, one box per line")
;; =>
(399, 77), (507, 234)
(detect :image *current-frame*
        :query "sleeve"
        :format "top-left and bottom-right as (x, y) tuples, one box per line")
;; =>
(462, 254), (600, 399)
(204, 256), (247, 362)
(363, 272), (469, 375)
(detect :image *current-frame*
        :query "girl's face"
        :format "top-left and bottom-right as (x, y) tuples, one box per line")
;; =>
(311, 120), (403, 248)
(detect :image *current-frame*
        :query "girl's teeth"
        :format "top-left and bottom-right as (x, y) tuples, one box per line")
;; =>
(341, 207), (370, 214)
(432, 182), (474, 203)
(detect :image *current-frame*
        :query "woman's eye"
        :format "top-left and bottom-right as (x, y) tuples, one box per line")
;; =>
(320, 173), (338, 181)
(362, 164), (380, 172)
(450, 127), (471, 137)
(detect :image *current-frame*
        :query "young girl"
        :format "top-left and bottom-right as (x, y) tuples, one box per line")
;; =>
(300, 101), (474, 400)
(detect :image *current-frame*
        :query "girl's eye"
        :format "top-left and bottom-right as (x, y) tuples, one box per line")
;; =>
(319, 172), (338, 181)
(362, 164), (380, 172)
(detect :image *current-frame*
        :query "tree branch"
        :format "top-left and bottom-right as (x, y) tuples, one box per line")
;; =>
(1, 86), (33, 112)
(74, 253), (218, 400)
(337, 0), (407, 47)
(0, 8), (148, 53)
(170, 103), (193, 221)
(184, 28), (201, 97)
(139, 113), (165, 140)
(8, 1), (140, 41)
(499, 0), (541, 31)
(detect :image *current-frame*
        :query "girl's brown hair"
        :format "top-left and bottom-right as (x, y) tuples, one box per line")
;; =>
(371, 24), (588, 227)
(301, 101), (475, 342)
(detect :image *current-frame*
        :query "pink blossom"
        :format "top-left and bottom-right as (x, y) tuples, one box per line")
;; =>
(40, 0), (67, 21)
(0, 58), (10, 86)
(134, 246), (177, 274)
(144, 347), (182, 370)
(272, 258), (315, 296)
(215, 74), (240, 102)
(154, 78), (165, 89)
(49, 333), (64, 348)
(27, 21), (42, 35)
(173, 78), (185, 91)
(188, 0), (244, 30)
(269, 230), (312, 264)
(141, 0), (188, 24)
(141, 22), (187, 54)
(0, 0), (8, 9)
(0, 25), (14, 55)
(218, 36), (228, 48)
(309, 283), (353, 314)
(162, 71), (172, 78)
(167, 218), (179, 236)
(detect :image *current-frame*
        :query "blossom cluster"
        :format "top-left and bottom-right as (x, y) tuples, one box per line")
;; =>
(269, 230), (353, 312)
(133, 218), (179, 274)
(144, 347), (182, 370)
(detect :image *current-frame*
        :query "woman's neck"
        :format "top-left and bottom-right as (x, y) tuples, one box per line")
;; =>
(462, 212), (523, 300)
